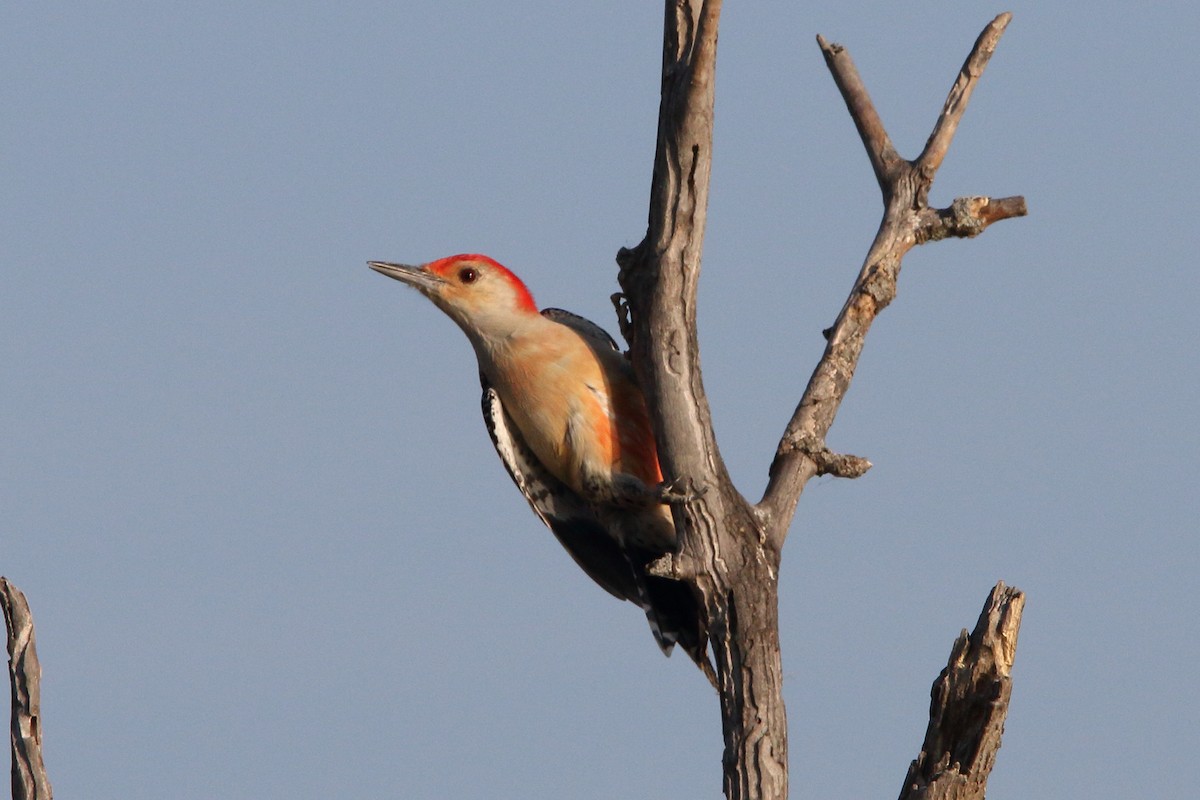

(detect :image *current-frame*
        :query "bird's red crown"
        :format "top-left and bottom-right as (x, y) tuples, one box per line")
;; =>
(426, 254), (538, 315)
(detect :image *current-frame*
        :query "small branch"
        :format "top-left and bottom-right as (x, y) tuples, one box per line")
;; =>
(917, 196), (1028, 242)
(816, 34), (901, 190)
(780, 435), (871, 479)
(918, 13), (1013, 176)
(899, 581), (1024, 800)
(3, 577), (53, 800)
(759, 16), (1024, 545)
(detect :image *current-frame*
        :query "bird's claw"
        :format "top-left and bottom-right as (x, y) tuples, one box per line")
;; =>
(655, 476), (706, 504)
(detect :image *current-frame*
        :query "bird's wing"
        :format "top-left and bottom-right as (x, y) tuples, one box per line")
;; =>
(482, 325), (718, 685)
(539, 307), (620, 351)
(481, 380), (639, 603)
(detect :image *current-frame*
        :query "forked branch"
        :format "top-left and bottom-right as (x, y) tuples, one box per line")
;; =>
(760, 13), (1027, 546)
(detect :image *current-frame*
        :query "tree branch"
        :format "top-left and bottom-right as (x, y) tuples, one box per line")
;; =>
(918, 14), (1013, 177)
(916, 195), (1028, 242)
(3, 577), (53, 800)
(760, 14), (1026, 547)
(899, 581), (1025, 800)
(813, 34), (901, 190)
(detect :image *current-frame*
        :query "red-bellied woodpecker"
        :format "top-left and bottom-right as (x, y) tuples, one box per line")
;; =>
(369, 253), (714, 684)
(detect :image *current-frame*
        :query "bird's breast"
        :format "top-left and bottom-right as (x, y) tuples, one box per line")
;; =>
(481, 324), (660, 497)
(487, 340), (598, 482)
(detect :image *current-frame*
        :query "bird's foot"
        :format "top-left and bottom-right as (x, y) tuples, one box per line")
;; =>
(654, 476), (706, 505)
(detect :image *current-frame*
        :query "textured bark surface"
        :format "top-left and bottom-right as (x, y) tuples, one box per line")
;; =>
(617, 1), (789, 797)
(899, 583), (1025, 800)
(3, 578), (53, 800)
(618, 7), (1025, 799)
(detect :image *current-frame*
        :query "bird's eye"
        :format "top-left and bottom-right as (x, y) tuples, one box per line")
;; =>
(458, 267), (478, 284)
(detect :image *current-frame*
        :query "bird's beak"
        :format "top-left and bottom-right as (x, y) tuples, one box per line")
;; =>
(368, 261), (447, 294)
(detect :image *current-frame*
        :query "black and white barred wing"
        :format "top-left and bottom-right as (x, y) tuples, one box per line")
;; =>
(481, 382), (639, 603)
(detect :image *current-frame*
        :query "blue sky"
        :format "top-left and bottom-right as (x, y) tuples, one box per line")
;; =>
(4, 2), (1197, 798)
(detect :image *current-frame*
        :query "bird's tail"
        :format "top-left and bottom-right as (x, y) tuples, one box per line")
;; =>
(634, 562), (718, 689)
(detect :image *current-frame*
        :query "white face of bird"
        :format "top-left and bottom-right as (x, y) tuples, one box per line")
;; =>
(369, 254), (540, 342)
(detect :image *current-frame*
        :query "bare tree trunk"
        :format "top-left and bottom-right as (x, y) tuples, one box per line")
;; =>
(617, 8), (1026, 799)
(616, 2), (790, 796)
(3, 578), (53, 800)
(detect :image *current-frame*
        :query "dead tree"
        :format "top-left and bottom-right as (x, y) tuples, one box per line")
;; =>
(615, 7), (1026, 799)
(3, 578), (52, 800)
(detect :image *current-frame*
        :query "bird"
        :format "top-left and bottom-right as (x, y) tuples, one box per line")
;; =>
(369, 253), (714, 684)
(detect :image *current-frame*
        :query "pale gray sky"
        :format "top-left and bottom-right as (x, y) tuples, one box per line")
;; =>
(4, 2), (1197, 798)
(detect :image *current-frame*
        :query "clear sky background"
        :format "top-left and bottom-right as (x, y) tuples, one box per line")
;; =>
(3, 2), (1196, 798)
